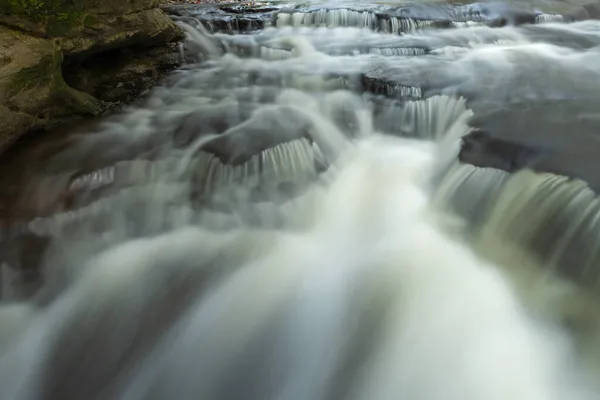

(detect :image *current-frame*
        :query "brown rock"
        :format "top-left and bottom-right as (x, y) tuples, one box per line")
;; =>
(0, 26), (104, 153)
(60, 8), (184, 59)
(0, 0), (184, 155)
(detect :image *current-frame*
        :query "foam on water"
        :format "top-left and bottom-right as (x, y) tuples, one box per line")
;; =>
(2, 7), (600, 400)
(1, 134), (597, 400)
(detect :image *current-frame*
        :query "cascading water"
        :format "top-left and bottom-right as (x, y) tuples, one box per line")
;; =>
(2, 1), (600, 399)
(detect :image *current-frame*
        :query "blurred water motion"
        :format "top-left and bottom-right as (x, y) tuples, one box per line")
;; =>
(1, 2), (600, 399)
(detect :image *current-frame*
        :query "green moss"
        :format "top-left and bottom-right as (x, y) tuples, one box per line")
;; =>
(8, 47), (62, 94)
(1, 0), (83, 26)
(8, 44), (104, 117)
(46, 12), (84, 36)
(83, 13), (100, 27)
(59, 86), (104, 115)
(2, 0), (57, 20)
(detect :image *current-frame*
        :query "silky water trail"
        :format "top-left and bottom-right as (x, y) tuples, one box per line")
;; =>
(2, 4), (600, 399)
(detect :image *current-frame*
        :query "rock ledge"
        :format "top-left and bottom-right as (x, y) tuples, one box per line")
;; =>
(0, 0), (184, 153)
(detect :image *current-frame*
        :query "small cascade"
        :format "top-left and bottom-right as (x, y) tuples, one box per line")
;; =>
(178, 42), (185, 63)
(450, 20), (486, 28)
(375, 15), (437, 33)
(361, 75), (423, 100)
(27, 182), (190, 237)
(169, 6), (272, 35)
(192, 138), (319, 196)
(259, 46), (292, 60)
(276, 10), (379, 30)
(200, 16), (269, 34)
(535, 14), (565, 23)
(383, 83), (422, 99)
(260, 139), (319, 183)
(274, 9), (445, 33)
(433, 160), (600, 296)
(429, 45), (470, 56)
(69, 167), (116, 193)
(272, 8), (531, 33)
(2, 4), (600, 399)
(432, 162), (510, 229)
(176, 21), (222, 60)
(366, 47), (428, 56)
(376, 95), (473, 141)
(68, 159), (180, 197)
(475, 170), (600, 289)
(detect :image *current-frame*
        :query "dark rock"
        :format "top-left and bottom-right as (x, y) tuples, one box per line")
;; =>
(459, 129), (542, 173)
(203, 106), (313, 165)
(360, 74), (423, 100)
(0, 0), (184, 155)
(200, 14), (268, 34)
(164, 3), (272, 34)
(63, 44), (182, 104)
(461, 100), (600, 192)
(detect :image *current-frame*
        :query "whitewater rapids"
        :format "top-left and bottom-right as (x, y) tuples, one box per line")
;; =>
(0, 133), (596, 399)
(2, 3), (600, 399)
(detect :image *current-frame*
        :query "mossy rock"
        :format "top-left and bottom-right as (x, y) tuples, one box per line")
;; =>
(0, 0), (85, 37)
(45, 13), (85, 36)
(0, 0), (182, 155)
(8, 47), (62, 95)
(0, 0), (78, 20)
(83, 14), (101, 28)
(7, 40), (104, 120)
(69, 0), (160, 15)
(1, 0), (161, 18)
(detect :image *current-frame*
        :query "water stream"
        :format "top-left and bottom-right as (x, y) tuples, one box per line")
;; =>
(2, 1), (600, 399)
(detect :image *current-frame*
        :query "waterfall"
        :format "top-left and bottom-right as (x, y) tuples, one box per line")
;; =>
(1, 2), (600, 399)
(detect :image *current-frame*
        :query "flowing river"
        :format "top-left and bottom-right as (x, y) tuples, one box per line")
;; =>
(2, 1), (600, 399)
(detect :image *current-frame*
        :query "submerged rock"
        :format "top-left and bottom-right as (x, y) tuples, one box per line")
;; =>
(0, 0), (184, 154)
(460, 99), (600, 192)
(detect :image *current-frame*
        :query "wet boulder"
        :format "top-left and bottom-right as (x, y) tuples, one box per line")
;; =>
(461, 99), (600, 192)
(162, 3), (274, 34)
(203, 105), (313, 166)
(459, 129), (542, 173)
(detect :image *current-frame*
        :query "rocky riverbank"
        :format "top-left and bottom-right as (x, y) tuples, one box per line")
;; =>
(0, 0), (184, 155)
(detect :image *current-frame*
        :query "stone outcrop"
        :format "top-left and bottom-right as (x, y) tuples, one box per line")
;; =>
(0, 0), (184, 154)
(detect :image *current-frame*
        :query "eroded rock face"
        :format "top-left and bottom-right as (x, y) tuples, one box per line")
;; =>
(0, 26), (103, 151)
(0, 0), (184, 154)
